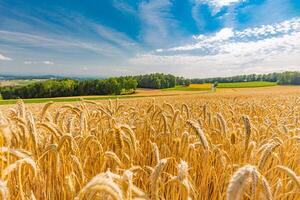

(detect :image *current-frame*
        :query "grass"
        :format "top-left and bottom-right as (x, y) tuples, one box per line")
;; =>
(0, 93), (188, 105)
(163, 82), (277, 92)
(217, 81), (277, 88)
(162, 85), (211, 91)
(0, 95), (139, 105)
(0, 86), (212, 105)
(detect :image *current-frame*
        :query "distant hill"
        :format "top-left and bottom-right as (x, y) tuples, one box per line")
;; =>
(0, 74), (59, 80)
(0, 74), (105, 81)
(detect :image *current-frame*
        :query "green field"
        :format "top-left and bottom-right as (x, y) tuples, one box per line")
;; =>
(0, 81), (278, 105)
(163, 81), (277, 91)
(217, 81), (277, 88)
(0, 95), (136, 105)
(162, 85), (211, 91)
(0, 94), (185, 105)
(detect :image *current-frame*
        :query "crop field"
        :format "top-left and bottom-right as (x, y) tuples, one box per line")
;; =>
(162, 86), (210, 91)
(0, 88), (206, 105)
(0, 79), (44, 87)
(162, 84), (212, 91)
(163, 82), (277, 92)
(189, 83), (213, 89)
(217, 81), (277, 88)
(0, 95), (139, 105)
(0, 87), (300, 199)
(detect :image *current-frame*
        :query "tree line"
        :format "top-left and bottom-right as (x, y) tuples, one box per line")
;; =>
(190, 71), (300, 85)
(133, 73), (190, 89)
(0, 73), (192, 99)
(1, 71), (300, 99)
(0, 77), (138, 99)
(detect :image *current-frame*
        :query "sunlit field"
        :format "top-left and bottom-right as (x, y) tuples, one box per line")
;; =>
(189, 83), (212, 89)
(217, 81), (278, 88)
(163, 82), (277, 92)
(1, 0), (300, 199)
(162, 84), (212, 91)
(0, 87), (299, 199)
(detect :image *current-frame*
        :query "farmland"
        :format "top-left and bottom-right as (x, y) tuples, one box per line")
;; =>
(0, 86), (299, 199)
(0, 84), (292, 105)
(162, 84), (212, 91)
(2, 0), (300, 199)
(0, 79), (46, 100)
(0, 79), (44, 87)
(163, 81), (277, 92)
(217, 81), (278, 88)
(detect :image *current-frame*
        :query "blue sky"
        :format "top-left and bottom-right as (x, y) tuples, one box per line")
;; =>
(0, 0), (300, 78)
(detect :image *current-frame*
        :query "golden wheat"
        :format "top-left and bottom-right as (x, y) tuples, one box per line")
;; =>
(0, 91), (299, 199)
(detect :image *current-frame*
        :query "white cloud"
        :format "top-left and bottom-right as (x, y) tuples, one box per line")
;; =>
(112, 0), (137, 15)
(24, 60), (54, 65)
(139, 0), (179, 47)
(194, 28), (234, 41)
(169, 27), (234, 51)
(43, 61), (54, 65)
(0, 30), (115, 56)
(195, 0), (245, 14)
(191, 0), (244, 28)
(129, 46), (300, 77)
(24, 61), (33, 64)
(207, 0), (244, 7)
(164, 18), (300, 52)
(0, 53), (12, 61)
(235, 18), (300, 38)
(131, 18), (300, 78)
(94, 24), (138, 49)
(0, 12), (141, 58)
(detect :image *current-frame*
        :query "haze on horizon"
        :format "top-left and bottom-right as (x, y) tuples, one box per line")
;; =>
(1, 0), (300, 78)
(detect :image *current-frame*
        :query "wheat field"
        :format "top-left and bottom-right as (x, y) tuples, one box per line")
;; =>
(0, 89), (300, 200)
(188, 84), (212, 89)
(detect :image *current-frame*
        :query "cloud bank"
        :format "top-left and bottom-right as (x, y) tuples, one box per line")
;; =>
(130, 18), (300, 77)
(0, 53), (12, 61)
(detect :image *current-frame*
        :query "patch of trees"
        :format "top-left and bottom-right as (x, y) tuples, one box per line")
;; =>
(0, 77), (138, 99)
(277, 71), (300, 85)
(133, 73), (190, 89)
(133, 73), (176, 89)
(190, 71), (300, 85)
(176, 76), (191, 86)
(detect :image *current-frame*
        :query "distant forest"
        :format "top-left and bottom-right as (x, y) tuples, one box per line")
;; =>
(0, 73), (181, 99)
(0, 77), (138, 99)
(191, 71), (300, 85)
(1, 71), (300, 99)
(133, 74), (190, 89)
